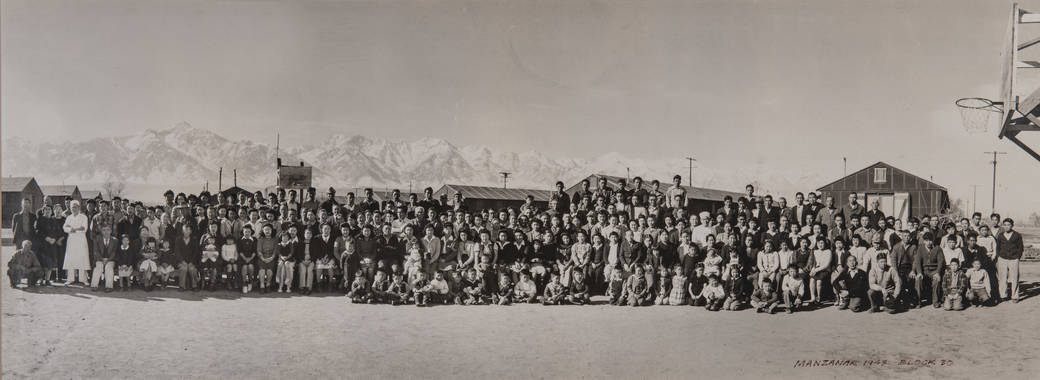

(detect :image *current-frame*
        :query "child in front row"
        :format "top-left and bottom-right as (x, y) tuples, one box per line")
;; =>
(722, 263), (745, 311)
(461, 268), (485, 305)
(200, 235), (220, 291)
(751, 280), (779, 314)
(606, 268), (626, 305)
(221, 237), (238, 291)
(514, 271), (539, 303)
(624, 267), (650, 307)
(414, 271), (450, 306)
(495, 274), (514, 305)
(115, 234), (136, 291)
(654, 270), (670, 305)
(388, 273), (409, 305)
(781, 264), (803, 313)
(543, 273), (568, 305)
(965, 258), (991, 307)
(568, 270), (590, 305)
(138, 238), (159, 291)
(942, 259), (968, 311)
(687, 264), (707, 307)
(370, 271), (390, 304)
(157, 239), (177, 289)
(668, 265), (689, 306)
(347, 269), (370, 303)
(700, 274), (726, 311)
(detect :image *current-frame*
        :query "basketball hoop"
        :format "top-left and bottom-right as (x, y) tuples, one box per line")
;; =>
(955, 97), (1003, 134)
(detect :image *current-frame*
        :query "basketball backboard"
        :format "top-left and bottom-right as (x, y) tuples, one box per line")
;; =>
(970, 3), (1040, 162)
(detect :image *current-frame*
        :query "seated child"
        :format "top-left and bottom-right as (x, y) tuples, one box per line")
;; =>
(543, 273), (568, 305)
(411, 271), (431, 306)
(221, 237), (239, 291)
(513, 271), (539, 304)
(703, 248), (723, 278)
(7, 240), (42, 289)
(425, 271), (450, 305)
(415, 271), (450, 306)
(567, 270), (590, 305)
(605, 268), (626, 305)
(404, 239), (424, 285)
(448, 271), (465, 305)
(477, 261), (498, 301)
(942, 259), (968, 311)
(115, 234), (136, 291)
(495, 274), (514, 305)
(157, 239), (177, 289)
(347, 269), (370, 303)
(387, 273), (410, 305)
(668, 265), (689, 306)
(781, 264), (804, 313)
(721, 263), (745, 311)
(751, 280), (779, 314)
(687, 264), (707, 307)
(461, 268), (485, 305)
(370, 271), (390, 304)
(964, 258), (992, 307)
(624, 267), (650, 307)
(699, 274), (726, 311)
(138, 238), (160, 291)
(654, 271), (670, 305)
(200, 235), (221, 291)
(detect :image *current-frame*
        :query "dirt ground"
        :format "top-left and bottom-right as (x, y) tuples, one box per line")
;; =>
(2, 245), (1039, 380)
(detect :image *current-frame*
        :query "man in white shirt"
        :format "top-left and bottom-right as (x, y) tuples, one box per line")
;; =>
(691, 213), (713, 248)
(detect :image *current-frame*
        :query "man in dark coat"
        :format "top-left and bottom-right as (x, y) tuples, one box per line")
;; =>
(12, 198), (37, 250)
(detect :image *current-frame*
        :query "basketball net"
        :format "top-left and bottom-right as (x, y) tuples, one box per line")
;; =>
(955, 97), (1001, 134)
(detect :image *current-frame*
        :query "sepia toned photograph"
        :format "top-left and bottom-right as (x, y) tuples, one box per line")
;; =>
(2, 0), (1039, 379)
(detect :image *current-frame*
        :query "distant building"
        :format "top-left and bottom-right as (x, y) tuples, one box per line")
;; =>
(41, 185), (82, 206)
(816, 161), (950, 224)
(80, 190), (103, 201)
(565, 174), (744, 214)
(434, 184), (551, 211)
(220, 186), (253, 201)
(2, 177), (44, 228)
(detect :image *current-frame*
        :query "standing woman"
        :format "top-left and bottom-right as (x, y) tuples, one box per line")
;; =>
(62, 201), (91, 285)
(808, 237), (834, 304)
(35, 205), (61, 285)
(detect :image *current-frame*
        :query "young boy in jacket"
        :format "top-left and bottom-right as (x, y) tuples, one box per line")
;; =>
(942, 259), (968, 311)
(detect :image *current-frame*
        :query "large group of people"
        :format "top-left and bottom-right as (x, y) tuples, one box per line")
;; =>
(6, 175), (1027, 312)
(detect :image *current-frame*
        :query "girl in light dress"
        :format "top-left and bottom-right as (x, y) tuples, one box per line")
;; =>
(668, 265), (689, 305)
(221, 237), (239, 290)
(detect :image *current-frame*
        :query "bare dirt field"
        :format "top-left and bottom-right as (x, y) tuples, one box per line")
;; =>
(2, 244), (1039, 380)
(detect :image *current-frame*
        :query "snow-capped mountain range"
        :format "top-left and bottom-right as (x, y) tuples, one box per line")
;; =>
(2, 123), (822, 197)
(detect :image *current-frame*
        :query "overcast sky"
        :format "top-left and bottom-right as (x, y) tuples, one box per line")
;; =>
(3, 0), (1040, 218)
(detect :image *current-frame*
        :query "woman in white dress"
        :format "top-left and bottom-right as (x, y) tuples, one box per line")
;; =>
(62, 201), (91, 285)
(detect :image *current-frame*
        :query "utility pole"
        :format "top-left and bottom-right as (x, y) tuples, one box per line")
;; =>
(983, 151), (1007, 212)
(684, 157), (696, 187)
(970, 185), (979, 214)
(500, 172), (511, 189)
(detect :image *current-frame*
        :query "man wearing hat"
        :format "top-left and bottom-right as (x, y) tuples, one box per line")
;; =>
(320, 187), (340, 214)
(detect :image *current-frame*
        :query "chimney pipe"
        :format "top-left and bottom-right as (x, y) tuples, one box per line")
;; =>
(277, 158), (282, 167)
(300, 161), (304, 167)
(234, 169), (237, 187)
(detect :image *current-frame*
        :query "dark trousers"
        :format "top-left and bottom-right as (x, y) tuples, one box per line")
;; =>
(8, 267), (43, 287)
(867, 289), (901, 312)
